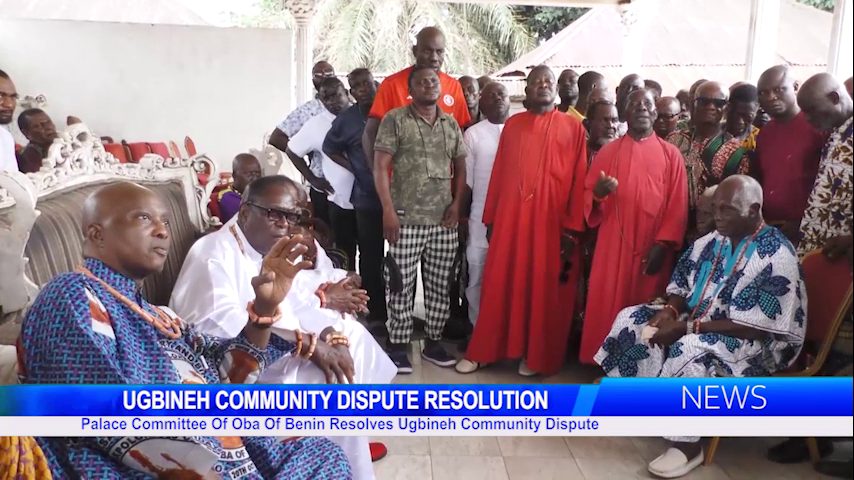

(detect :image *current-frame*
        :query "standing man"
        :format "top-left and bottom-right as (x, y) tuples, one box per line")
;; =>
(363, 26), (470, 169)
(269, 61), (337, 225)
(580, 89), (689, 364)
(766, 72), (853, 472)
(218, 153), (263, 223)
(667, 81), (747, 212)
(459, 66), (588, 376)
(0, 69), (18, 172)
(576, 70), (607, 117)
(584, 99), (620, 164)
(459, 75), (482, 126)
(725, 83), (761, 152)
(653, 96), (681, 139)
(453, 82), (509, 375)
(557, 69), (582, 120)
(373, 66), (467, 372)
(286, 78), (356, 268)
(323, 68), (388, 327)
(754, 65), (827, 243)
(16, 108), (58, 173)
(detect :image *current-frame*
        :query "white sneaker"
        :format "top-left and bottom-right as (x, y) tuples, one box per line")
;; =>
(648, 447), (704, 478)
(455, 359), (480, 374)
(517, 359), (536, 377)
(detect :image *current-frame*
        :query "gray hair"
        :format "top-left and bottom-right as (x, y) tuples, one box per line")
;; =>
(728, 175), (763, 214)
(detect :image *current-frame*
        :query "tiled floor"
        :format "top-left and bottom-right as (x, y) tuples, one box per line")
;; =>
(370, 341), (851, 480)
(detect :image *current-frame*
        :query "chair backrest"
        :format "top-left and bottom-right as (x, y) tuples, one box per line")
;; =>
(102, 143), (129, 163)
(801, 249), (853, 366)
(124, 141), (151, 163)
(168, 140), (182, 158)
(148, 142), (171, 159)
(184, 136), (197, 156)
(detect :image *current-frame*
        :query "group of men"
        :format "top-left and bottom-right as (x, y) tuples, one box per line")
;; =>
(2, 21), (853, 480)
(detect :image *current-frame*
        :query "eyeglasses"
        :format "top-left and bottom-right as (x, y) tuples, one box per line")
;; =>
(696, 97), (727, 109)
(246, 202), (310, 225)
(657, 113), (680, 120)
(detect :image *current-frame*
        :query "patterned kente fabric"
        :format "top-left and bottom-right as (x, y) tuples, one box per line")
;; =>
(18, 258), (352, 479)
(594, 226), (806, 378)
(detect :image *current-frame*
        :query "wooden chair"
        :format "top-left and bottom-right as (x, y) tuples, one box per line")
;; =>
(705, 248), (853, 465)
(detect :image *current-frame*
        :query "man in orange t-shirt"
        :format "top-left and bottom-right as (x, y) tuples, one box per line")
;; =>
(362, 26), (470, 168)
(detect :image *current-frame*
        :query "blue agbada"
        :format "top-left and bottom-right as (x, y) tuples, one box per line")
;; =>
(19, 258), (352, 479)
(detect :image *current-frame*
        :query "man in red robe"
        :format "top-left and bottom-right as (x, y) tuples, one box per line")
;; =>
(456, 65), (587, 376)
(579, 88), (689, 363)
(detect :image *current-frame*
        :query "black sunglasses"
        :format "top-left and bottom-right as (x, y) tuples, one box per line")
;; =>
(696, 97), (728, 109)
(246, 202), (310, 225)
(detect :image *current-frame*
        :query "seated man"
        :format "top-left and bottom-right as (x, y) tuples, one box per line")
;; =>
(16, 108), (58, 173)
(218, 153), (263, 223)
(17, 181), (352, 479)
(594, 175), (806, 478)
(171, 175), (396, 480)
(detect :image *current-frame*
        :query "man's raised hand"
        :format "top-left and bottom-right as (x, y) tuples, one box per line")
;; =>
(251, 234), (314, 314)
(593, 170), (619, 199)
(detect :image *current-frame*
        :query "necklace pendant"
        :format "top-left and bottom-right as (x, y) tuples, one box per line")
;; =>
(525, 193), (534, 202)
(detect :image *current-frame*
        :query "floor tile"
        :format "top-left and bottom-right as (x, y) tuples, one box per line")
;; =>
(565, 436), (641, 459)
(374, 454), (432, 480)
(497, 436), (573, 457)
(421, 362), (480, 384)
(372, 436), (431, 455)
(503, 456), (585, 480)
(430, 455), (509, 480)
(429, 436), (501, 456)
(573, 452), (649, 479)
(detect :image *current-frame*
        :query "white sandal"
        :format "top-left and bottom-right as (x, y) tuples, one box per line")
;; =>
(648, 447), (704, 478)
(455, 359), (481, 374)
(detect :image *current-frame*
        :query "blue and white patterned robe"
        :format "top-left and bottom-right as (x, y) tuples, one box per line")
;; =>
(18, 258), (352, 479)
(594, 226), (806, 379)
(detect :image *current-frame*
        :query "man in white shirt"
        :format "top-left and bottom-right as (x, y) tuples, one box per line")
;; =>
(0, 69), (19, 172)
(455, 82), (509, 374)
(287, 77), (359, 270)
(269, 61), (336, 225)
(171, 175), (396, 480)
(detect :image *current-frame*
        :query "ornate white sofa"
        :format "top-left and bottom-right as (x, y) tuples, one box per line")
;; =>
(0, 124), (217, 383)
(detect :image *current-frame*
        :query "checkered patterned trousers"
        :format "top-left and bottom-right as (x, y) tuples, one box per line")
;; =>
(385, 224), (458, 344)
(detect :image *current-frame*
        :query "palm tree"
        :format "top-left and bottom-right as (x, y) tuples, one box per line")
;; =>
(239, 0), (533, 75)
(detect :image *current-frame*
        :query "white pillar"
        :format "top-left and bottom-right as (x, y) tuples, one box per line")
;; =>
(284, 0), (317, 105)
(744, 0), (781, 82)
(827, 0), (853, 78)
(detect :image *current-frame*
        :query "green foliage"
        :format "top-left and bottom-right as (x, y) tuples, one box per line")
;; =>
(512, 6), (588, 42)
(796, 0), (835, 12)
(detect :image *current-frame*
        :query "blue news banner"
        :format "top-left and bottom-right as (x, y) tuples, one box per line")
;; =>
(0, 378), (851, 436)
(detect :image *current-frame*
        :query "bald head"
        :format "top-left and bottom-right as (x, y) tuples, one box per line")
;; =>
(413, 27), (445, 70)
(311, 61), (335, 90)
(714, 175), (764, 239)
(82, 182), (171, 280)
(525, 65), (557, 110)
(477, 75), (492, 91)
(587, 87), (615, 107)
(758, 65), (799, 119)
(692, 81), (727, 127)
(798, 72), (853, 131)
(231, 153), (263, 194)
(616, 74), (645, 120)
(577, 71), (606, 115)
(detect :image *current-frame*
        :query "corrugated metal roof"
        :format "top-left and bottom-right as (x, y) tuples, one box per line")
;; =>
(0, 0), (210, 26)
(494, 0), (832, 95)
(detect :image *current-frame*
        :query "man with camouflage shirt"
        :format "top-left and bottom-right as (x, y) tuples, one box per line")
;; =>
(373, 66), (467, 373)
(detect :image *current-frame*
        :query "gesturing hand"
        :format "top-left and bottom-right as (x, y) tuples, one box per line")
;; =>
(310, 342), (356, 384)
(593, 170), (619, 199)
(310, 177), (335, 195)
(252, 234), (314, 314)
(324, 277), (369, 315)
